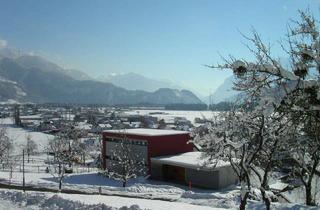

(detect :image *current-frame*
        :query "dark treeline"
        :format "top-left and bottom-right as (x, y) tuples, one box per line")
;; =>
(208, 101), (234, 111)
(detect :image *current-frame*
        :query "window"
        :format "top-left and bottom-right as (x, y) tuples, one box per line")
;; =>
(106, 137), (147, 146)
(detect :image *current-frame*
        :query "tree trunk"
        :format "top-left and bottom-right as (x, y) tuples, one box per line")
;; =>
(59, 178), (62, 191)
(239, 192), (249, 210)
(260, 187), (271, 210)
(305, 184), (315, 206)
(83, 154), (85, 166)
(58, 163), (61, 175)
(122, 181), (126, 188)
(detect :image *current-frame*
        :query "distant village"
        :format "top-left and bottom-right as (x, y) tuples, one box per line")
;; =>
(0, 103), (238, 191)
(0, 103), (214, 133)
(0, 103), (213, 169)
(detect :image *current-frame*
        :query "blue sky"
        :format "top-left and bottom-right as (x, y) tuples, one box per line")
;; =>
(0, 0), (319, 96)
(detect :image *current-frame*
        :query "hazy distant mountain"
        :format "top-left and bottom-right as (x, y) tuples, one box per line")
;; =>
(98, 72), (180, 92)
(146, 88), (202, 104)
(16, 56), (88, 81)
(16, 55), (63, 73)
(0, 49), (202, 105)
(204, 76), (239, 104)
(0, 48), (92, 81)
(0, 75), (26, 102)
(64, 69), (92, 81)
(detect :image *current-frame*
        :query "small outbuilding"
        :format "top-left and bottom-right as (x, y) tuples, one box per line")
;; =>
(151, 152), (238, 189)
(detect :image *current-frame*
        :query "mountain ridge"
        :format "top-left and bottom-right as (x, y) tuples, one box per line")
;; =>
(97, 72), (181, 92)
(0, 48), (203, 105)
(203, 76), (239, 104)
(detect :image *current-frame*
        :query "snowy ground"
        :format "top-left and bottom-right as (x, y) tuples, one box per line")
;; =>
(0, 189), (318, 210)
(1, 118), (54, 154)
(0, 115), (240, 209)
(0, 189), (231, 210)
(1, 168), (318, 210)
(1, 117), (319, 209)
(0, 150), (240, 209)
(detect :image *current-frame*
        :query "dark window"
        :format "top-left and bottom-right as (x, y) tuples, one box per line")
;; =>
(107, 137), (147, 146)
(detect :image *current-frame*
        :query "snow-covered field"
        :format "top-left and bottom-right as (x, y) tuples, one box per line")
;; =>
(1, 118), (54, 154)
(1, 117), (319, 209)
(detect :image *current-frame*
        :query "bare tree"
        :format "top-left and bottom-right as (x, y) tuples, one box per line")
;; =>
(72, 138), (87, 165)
(193, 105), (290, 210)
(0, 126), (13, 166)
(47, 132), (73, 191)
(106, 134), (146, 187)
(251, 112), (295, 210)
(7, 154), (20, 184)
(24, 134), (38, 163)
(197, 9), (320, 208)
(288, 111), (320, 206)
(66, 126), (90, 165)
(196, 110), (255, 210)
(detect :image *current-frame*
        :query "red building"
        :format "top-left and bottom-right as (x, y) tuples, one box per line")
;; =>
(102, 128), (193, 174)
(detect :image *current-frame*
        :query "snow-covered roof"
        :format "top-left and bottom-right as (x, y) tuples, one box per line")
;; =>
(151, 152), (230, 171)
(98, 123), (112, 128)
(76, 122), (92, 130)
(103, 128), (189, 136)
(269, 182), (288, 191)
(20, 115), (42, 120)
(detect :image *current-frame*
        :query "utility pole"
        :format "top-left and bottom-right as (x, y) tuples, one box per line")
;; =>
(22, 149), (25, 192)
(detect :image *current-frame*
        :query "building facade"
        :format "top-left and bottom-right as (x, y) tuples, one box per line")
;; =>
(101, 128), (193, 174)
(151, 152), (238, 189)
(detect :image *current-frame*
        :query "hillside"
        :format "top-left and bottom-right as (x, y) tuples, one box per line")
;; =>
(0, 50), (203, 105)
(204, 76), (239, 104)
(98, 72), (180, 92)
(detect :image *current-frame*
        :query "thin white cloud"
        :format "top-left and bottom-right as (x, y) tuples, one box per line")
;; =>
(0, 38), (7, 48)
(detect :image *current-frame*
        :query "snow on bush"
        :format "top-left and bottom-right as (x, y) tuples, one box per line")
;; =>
(126, 183), (184, 194)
